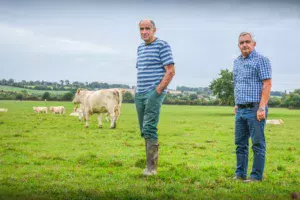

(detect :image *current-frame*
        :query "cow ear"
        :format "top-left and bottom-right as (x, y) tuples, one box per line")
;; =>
(77, 88), (81, 94)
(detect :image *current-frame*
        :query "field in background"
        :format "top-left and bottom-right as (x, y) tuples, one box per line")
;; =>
(0, 85), (69, 95)
(0, 101), (299, 199)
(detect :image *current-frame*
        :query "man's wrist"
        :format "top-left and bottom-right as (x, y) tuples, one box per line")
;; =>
(156, 86), (163, 92)
(258, 107), (265, 112)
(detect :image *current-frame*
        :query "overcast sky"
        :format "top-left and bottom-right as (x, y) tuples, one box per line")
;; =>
(0, 0), (299, 91)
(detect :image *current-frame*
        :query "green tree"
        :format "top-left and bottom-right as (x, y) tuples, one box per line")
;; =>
(189, 94), (198, 101)
(61, 92), (74, 101)
(282, 89), (300, 109)
(42, 92), (51, 100)
(123, 91), (134, 103)
(268, 97), (281, 107)
(16, 93), (23, 101)
(8, 78), (14, 85)
(209, 69), (234, 106)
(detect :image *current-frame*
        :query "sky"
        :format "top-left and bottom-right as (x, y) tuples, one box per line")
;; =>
(0, 0), (299, 92)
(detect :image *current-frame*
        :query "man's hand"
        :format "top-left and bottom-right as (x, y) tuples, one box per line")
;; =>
(234, 106), (238, 115)
(156, 64), (175, 94)
(156, 87), (162, 95)
(257, 109), (266, 121)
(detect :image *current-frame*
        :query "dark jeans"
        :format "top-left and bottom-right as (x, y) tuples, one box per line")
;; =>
(134, 89), (166, 140)
(235, 104), (268, 180)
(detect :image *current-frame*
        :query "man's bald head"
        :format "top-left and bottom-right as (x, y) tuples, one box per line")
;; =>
(139, 20), (156, 29)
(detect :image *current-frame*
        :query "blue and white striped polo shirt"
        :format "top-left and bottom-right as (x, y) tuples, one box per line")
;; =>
(233, 49), (272, 105)
(136, 38), (175, 94)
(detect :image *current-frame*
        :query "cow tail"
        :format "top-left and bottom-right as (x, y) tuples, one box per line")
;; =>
(112, 89), (123, 119)
(117, 89), (123, 108)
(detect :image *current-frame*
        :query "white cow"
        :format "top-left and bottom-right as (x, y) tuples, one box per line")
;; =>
(0, 108), (8, 112)
(49, 106), (65, 114)
(266, 119), (284, 125)
(33, 107), (48, 114)
(72, 88), (124, 128)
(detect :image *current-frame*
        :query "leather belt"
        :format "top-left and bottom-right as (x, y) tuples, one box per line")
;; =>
(237, 103), (257, 108)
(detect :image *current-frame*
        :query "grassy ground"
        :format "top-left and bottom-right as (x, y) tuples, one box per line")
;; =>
(0, 101), (299, 200)
(0, 85), (68, 95)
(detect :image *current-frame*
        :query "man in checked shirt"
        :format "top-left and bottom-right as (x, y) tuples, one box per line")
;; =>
(233, 32), (272, 182)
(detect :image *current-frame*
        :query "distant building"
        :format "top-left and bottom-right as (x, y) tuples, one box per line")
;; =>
(168, 90), (182, 95)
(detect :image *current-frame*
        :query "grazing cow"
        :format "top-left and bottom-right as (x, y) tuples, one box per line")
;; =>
(266, 119), (284, 125)
(33, 106), (48, 114)
(49, 106), (65, 114)
(72, 88), (123, 128)
(0, 108), (8, 112)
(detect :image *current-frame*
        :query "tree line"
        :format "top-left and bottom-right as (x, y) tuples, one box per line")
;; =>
(0, 79), (131, 90)
(1, 76), (297, 108)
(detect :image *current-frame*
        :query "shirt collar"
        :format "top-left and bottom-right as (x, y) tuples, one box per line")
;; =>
(239, 49), (257, 60)
(144, 37), (159, 46)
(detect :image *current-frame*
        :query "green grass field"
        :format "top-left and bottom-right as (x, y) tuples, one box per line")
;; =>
(0, 85), (69, 95)
(0, 101), (299, 200)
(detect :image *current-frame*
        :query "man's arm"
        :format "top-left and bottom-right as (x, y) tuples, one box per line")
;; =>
(156, 64), (175, 94)
(257, 79), (272, 121)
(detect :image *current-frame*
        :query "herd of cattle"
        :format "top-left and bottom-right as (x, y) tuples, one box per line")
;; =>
(32, 88), (125, 129)
(33, 106), (65, 114)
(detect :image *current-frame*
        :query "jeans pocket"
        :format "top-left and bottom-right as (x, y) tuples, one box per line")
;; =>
(154, 89), (162, 97)
(151, 88), (160, 97)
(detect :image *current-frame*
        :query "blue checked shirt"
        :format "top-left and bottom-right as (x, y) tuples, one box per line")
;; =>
(136, 38), (174, 94)
(233, 49), (272, 105)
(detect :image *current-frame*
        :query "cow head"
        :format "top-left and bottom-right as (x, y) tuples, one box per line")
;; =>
(72, 88), (82, 104)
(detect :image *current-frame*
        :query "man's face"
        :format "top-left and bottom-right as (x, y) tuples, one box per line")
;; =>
(139, 20), (156, 43)
(238, 34), (256, 57)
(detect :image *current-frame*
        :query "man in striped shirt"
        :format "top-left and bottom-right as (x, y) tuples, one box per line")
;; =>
(135, 19), (175, 176)
(233, 32), (272, 182)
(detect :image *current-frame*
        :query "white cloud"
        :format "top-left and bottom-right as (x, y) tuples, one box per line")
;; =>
(0, 24), (117, 55)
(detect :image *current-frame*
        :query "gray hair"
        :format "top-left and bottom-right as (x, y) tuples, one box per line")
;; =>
(238, 32), (256, 43)
(139, 20), (156, 29)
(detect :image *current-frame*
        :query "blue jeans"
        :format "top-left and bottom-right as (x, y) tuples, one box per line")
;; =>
(134, 89), (166, 140)
(235, 104), (268, 180)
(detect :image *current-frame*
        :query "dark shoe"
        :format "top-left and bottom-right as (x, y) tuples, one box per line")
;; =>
(233, 176), (247, 180)
(244, 178), (262, 183)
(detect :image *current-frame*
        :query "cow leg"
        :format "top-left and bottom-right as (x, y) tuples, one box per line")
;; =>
(114, 106), (120, 121)
(85, 113), (90, 128)
(97, 114), (103, 128)
(105, 113), (110, 122)
(109, 111), (117, 129)
(78, 112), (83, 121)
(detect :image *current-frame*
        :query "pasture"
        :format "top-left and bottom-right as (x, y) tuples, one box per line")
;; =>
(0, 86), (68, 95)
(0, 100), (299, 199)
